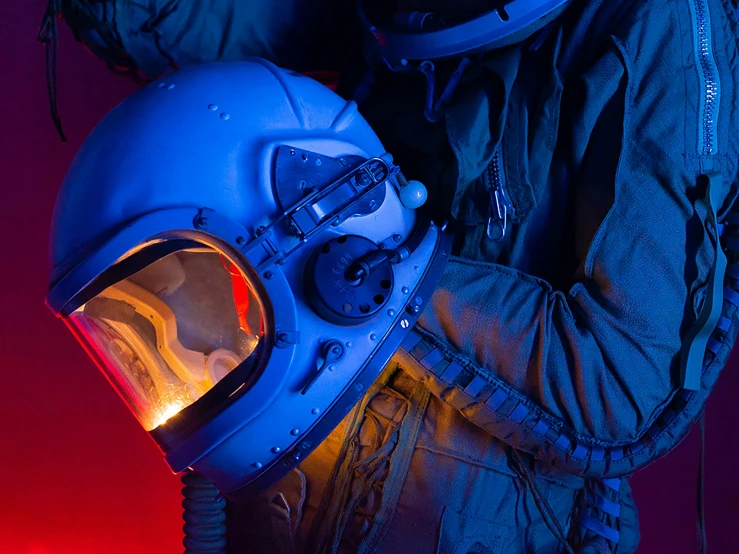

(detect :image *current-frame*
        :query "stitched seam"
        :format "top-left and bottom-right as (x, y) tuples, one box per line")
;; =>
(438, 337), (630, 451)
(415, 325), (649, 449)
(413, 306), (738, 466)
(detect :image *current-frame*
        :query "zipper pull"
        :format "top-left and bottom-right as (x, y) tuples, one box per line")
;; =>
(486, 151), (512, 241)
(486, 187), (511, 241)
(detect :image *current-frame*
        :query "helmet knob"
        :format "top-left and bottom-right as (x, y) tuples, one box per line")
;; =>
(400, 180), (428, 209)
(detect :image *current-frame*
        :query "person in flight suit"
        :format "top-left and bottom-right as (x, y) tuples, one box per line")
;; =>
(43, 0), (739, 552)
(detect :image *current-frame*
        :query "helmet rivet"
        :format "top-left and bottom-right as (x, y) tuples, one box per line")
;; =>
(311, 408), (320, 415)
(264, 271), (274, 280)
(387, 309), (396, 316)
(290, 428), (300, 436)
(271, 446), (281, 454)
(370, 333), (377, 341)
(253, 462), (263, 469)
(345, 341), (353, 349)
(166, 83), (175, 90)
(219, 112), (230, 120)
(402, 287), (409, 294)
(236, 236), (245, 245)
(208, 104), (218, 111)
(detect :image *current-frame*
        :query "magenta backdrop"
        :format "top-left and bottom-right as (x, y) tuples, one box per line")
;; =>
(2, 2), (738, 553)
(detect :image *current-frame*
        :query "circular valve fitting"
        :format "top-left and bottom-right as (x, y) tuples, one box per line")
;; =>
(305, 235), (394, 325)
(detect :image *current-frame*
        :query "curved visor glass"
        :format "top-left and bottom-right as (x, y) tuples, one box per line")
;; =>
(64, 242), (266, 431)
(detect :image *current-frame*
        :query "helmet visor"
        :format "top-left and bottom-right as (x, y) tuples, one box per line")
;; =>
(63, 241), (267, 431)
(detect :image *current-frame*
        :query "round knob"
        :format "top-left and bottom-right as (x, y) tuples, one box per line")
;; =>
(400, 180), (428, 209)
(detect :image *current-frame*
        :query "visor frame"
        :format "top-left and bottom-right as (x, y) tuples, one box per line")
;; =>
(47, 193), (449, 495)
(47, 207), (301, 460)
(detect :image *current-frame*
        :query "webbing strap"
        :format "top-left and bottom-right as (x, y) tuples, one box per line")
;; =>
(594, 495), (621, 517)
(717, 316), (732, 332)
(601, 478), (621, 492)
(582, 479), (622, 545)
(680, 173), (728, 390)
(581, 515), (620, 543)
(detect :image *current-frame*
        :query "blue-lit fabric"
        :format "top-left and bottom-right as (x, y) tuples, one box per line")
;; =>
(383, 0), (739, 483)
(353, 0), (739, 551)
(54, 0), (739, 552)
(60, 0), (356, 79)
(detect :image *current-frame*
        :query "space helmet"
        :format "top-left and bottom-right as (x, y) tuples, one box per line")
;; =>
(46, 59), (450, 498)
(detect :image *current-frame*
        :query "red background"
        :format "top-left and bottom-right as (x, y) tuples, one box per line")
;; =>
(2, 2), (738, 552)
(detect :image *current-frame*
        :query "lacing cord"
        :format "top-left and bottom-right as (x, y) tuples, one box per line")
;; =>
(38, 0), (66, 142)
(37, 0), (154, 141)
(510, 448), (576, 554)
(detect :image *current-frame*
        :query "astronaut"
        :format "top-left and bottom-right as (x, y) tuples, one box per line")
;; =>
(44, 0), (739, 552)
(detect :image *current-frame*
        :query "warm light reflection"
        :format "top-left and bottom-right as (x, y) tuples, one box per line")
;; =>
(149, 401), (187, 430)
(67, 244), (267, 434)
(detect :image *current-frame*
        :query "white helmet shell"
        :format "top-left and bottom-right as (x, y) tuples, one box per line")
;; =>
(47, 60), (449, 497)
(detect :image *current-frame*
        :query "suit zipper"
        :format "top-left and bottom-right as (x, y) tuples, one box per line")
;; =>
(486, 149), (514, 241)
(484, 2), (719, 240)
(690, 0), (721, 155)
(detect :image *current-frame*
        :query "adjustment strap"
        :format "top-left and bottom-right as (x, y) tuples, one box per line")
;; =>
(680, 173), (727, 390)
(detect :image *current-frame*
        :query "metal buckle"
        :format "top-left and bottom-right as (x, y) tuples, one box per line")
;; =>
(243, 157), (393, 272)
